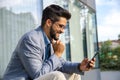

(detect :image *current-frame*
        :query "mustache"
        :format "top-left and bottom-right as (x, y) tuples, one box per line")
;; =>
(57, 31), (62, 34)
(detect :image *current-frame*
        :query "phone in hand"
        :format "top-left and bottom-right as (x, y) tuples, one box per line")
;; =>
(86, 51), (99, 68)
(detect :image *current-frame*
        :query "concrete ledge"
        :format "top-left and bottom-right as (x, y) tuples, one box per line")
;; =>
(101, 71), (120, 80)
(81, 69), (101, 80)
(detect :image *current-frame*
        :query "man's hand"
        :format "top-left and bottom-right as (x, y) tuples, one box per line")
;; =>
(79, 58), (96, 71)
(52, 40), (65, 58)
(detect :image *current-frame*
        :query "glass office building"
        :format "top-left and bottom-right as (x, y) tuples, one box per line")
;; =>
(0, 0), (101, 80)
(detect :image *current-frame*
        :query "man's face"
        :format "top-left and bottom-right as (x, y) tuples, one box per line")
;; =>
(50, 17), (67, 40)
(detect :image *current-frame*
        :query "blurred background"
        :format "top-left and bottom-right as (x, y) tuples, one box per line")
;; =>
(0, 0), (120, 80)
(96, 0), (120, 80)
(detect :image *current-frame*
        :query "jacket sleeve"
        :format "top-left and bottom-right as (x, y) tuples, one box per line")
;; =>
(17, 35), (62, 79)
(58, 58), (84, 75)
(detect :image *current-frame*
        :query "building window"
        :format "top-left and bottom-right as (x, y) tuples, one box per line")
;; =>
(79, 3), (99, 68)
(68, 0), (99, 67)
(0, 0), (42, 77)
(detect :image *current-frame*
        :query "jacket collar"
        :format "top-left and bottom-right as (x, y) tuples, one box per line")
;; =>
(38, 26), (50, 47)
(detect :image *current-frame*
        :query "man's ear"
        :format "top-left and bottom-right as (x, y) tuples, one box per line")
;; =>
(46, 19), (52, 27)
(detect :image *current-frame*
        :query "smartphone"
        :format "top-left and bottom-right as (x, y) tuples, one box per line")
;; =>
(86, 51), (99, 68)
(91, 51), (99, 60)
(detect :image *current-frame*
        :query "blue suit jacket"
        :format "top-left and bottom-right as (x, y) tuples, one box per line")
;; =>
(3, 26), (84, 80)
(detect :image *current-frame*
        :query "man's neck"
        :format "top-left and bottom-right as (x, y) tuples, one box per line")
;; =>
(42, 25), (51, 40)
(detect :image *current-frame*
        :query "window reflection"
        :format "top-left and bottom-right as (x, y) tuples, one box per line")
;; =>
(79, 3), (99, 67)
(0, 0), (41, 25)
(0, 0), (42, 77)
(80, 5), (88, 58)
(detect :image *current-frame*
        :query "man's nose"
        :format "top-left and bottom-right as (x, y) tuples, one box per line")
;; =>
(60, 28), (64, 33)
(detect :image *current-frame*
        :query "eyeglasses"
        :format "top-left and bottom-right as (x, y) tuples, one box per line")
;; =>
(54, 23), (66, 29)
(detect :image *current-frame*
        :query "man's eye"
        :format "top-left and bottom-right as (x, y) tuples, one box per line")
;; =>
(59, 25), (65, 29)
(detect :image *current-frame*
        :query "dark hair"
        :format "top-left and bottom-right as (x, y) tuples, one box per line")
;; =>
(41, 4), (71, 27)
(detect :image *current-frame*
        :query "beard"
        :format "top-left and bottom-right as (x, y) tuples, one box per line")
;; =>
(50, 25), (59, 40)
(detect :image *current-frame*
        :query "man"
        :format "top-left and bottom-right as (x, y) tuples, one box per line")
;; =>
(3, 4), (95, 80)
